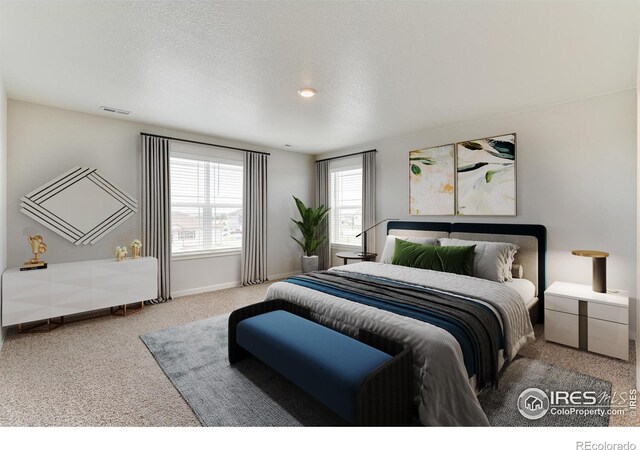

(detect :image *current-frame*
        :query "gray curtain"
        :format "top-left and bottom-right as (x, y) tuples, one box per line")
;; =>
(362, 151), (376, 254)
(315, 160), (330, 270)
(241, 152), (268, 285)
(141, 135), (171, 303)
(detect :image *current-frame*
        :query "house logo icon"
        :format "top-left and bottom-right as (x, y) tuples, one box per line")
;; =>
(517, 388), (550, 420)
(525, 396), (543, 410)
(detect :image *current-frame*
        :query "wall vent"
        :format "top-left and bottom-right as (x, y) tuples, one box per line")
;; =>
(100, 106), (131, 115)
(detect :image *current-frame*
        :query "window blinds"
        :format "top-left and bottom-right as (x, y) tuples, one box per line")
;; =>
(170, 155), (243, 255)
(329, 166), (363, 246)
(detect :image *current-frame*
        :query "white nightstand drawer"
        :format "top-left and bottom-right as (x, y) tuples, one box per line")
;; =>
(545, 294), (579, 315)
(544, 309), (579, 348)
(588, 318), (629, 360)
(588, 302), (628, 325)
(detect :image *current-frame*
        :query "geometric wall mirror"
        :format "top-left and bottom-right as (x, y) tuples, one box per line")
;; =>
(20, 167), (138, 245)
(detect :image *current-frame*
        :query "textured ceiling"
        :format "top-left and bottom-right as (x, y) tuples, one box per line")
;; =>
(0, 1), (638, 153)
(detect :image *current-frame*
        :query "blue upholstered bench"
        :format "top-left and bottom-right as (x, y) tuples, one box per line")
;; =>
(228, 299), (413, 426)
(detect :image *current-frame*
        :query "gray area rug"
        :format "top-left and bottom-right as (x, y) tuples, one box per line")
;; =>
(478, 356), (611, 427)
(141, 314), (611, 427)
(141, 314), (345, 426)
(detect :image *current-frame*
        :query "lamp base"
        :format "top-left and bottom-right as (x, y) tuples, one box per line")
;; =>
(592, 258), (606, 293)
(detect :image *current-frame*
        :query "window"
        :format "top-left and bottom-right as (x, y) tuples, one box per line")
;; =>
(329, 162), (362, 247)
(170, 154), (243, 256)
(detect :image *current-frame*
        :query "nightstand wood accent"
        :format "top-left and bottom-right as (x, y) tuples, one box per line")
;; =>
(588, 302), (628, 324)
(587, 318), (629, 361)
(546, 294), (578, 314)
(544, 309), (579, 348)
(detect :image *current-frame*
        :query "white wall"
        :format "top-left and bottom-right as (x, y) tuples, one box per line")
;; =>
(0, 75), (7, 349)
(637, 87), (640, 384)
(7, 100), (314, 297)
(636, 40), (640, 388)
(317, 90), (638, 339)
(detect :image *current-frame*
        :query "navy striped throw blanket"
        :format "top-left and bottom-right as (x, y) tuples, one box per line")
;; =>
(285, 271), (503, 389)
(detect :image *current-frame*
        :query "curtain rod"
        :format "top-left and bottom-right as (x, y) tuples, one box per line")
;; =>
(315, 149), (376, 163)
(140, 132), (271, 156)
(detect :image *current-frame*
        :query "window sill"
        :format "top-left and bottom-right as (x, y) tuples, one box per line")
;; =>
(331, 243), (362, 252)
(172, 249), (241, 261)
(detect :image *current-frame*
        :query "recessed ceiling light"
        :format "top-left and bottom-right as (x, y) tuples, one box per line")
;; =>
(297, 88), (316, 98)
(100, 106), (131, 115)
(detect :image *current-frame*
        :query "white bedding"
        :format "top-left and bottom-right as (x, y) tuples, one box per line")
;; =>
(505, 278), (537, 307)
(265, 262), (535, 426)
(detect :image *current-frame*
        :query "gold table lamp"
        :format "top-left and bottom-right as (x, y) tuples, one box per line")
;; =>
(571, 250), (609, 293)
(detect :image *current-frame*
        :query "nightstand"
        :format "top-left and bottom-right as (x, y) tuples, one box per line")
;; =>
(544, 281), (629, 360)
(335, 252), (377, 265)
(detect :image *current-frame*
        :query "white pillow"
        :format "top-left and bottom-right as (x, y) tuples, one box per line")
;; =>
(439, 238), (518, 282)
(379, 235), (440, 264)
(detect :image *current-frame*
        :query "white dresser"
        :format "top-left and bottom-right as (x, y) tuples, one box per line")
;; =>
(544, 281), (629, 360)
(2, 257), (158, 327)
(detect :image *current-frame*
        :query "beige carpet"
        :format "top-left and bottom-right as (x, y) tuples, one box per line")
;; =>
(0, 283), (636, 426)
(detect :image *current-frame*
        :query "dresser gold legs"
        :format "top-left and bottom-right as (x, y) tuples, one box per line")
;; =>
(17, 301), (146, 333)
(110, 301), (145, 317)
(18, 317), (64, 333)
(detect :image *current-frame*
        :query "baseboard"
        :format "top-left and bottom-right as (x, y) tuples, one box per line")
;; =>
(171, 271), (301, 299)
(267, 270), (301, 281)
(0, 326), (5, 351)
(172, 281), (241, 298)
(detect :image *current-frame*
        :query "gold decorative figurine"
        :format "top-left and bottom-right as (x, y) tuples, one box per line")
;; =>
(130, 239), (142, 259)
(22, 235), (48, 271)
(115, 246), (128, 262)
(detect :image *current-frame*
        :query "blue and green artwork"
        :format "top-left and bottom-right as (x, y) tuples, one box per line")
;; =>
(456, 134), (516, 216)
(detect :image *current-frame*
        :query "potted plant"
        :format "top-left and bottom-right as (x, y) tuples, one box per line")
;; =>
(291, 196), (330, 273)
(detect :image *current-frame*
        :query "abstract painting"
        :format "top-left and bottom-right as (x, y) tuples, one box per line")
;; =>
(409, 144), (455, 215)
(456, 134), (516, 216)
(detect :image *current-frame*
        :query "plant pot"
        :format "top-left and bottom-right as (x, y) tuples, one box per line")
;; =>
(301, 255), (319, 273)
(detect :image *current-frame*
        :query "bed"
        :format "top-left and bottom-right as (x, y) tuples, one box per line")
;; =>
(265, 221), (546, 426)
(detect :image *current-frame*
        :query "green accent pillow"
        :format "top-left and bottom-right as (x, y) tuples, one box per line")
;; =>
(391, 239), (443, 271)
(436, 245), (476, 276)
(391, 238), (476, 276)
